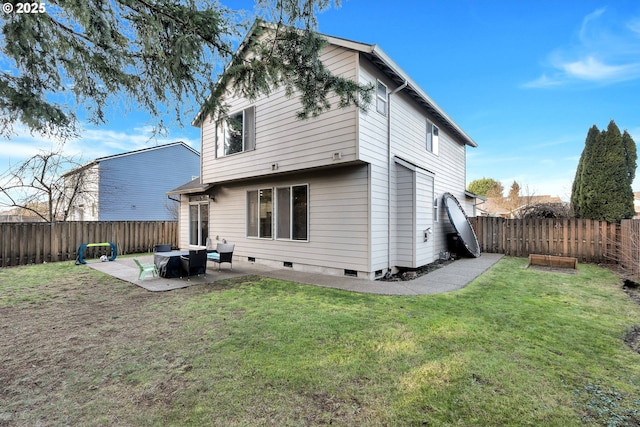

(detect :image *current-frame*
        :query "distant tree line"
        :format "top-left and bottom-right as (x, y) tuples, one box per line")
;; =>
(467, 120), (637, 222)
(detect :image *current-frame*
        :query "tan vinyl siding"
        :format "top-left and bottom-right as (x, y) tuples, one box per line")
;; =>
(415, 170), (434, 266)
(432, 134), (467, 256)
(192, 40), (473, 275)
(391, 89), (468, 261)
(396, 163), (414, 266)
(357, 58), (393, 272)
(177, 194), (191, 249)
(359, 57), (469, 267)
(395, 163), (435, 268)
(200, 45), (360, 185)
(206, 165), (370, 273)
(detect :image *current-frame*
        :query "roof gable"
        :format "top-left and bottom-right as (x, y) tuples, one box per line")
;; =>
(62, 141), (199, 177)
(192, 22), (476, 148)
(93, 141), (199, 163)
(323, 34), (476, 148)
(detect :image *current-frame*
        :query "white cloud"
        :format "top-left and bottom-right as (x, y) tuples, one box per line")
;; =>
(628, 18), (640, 35)
(579, 8), (607, 40)
(0, 124), (66, 166)
(522, 74), (564, 88)
(0, 122), (199, 174)
(560, 56), (640, 81)
(524, 8), (640, 87)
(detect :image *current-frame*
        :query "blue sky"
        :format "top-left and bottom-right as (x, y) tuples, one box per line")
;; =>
(2, 0), (640, 201)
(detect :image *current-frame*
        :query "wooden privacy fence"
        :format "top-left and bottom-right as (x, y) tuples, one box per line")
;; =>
(0, 221), (178, 267)
(618, 219), (640, 280)
(470, 217), (640, 279)
(470, 217), (622, 263)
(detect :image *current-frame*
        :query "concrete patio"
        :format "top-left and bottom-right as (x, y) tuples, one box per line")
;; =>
(87, 253), (504, 295)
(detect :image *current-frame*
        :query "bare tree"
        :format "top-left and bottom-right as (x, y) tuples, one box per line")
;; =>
(0, 150), (90, 222)
(165, 198), (180, 221)
(605, 222), (640, 284)
(494, 182), (539, 218)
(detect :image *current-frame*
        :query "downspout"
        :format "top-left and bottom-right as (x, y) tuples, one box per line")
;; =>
(386, 80), (408, 278)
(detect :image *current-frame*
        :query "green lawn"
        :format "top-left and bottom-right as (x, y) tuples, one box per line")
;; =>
(1, 257), (640, 426)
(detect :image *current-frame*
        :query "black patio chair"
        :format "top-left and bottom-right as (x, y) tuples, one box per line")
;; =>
(180, 250), (207, 279)
(207, 243), (235, 271)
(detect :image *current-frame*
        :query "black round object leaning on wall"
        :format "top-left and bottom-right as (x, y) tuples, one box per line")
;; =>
(442, 192), (481, 258)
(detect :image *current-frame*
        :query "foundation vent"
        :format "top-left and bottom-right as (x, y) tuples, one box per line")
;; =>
(344, 269), (358, 277)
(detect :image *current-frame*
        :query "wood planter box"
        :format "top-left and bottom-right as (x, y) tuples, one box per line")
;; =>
(527, 254), (578, 270)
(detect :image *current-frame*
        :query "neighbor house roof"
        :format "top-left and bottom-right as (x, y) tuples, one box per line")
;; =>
(62, 141), (199, 177)
(192, 22), (477, 148)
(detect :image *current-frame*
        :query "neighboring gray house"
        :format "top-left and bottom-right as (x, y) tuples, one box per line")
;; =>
(170, 25), (478, 280)
(63, 142), (200, 221)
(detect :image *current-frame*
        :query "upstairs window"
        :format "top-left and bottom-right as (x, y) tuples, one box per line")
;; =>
(218, 106), (255, 157)
(376, 81), (387, 115)
(427, 121), (439, 155)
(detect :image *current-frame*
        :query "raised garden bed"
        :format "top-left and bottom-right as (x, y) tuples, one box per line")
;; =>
(527, 254), (578, 270)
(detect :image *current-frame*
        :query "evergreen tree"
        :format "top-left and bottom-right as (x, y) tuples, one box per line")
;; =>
(0, 0), (371, 140)
(572, 125), (600, 218)
(504, 180), (521, 215)
(571, 125), (599, 217)
(570, 120), (637, 222)
(623, 130), (638, 182)
(508, 180), (520, 201)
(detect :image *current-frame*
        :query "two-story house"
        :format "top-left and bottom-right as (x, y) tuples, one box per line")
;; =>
(63, 142), (200, 221)
(169, 26), (478, 280)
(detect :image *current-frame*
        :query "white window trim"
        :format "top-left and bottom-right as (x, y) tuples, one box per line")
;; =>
(216, 106), (256, 158)
(275, 184), (310, 242)
(246, 188), (274, 240)
(376, 80), (388, 116)
(427, 120), (439, 155)
(224, 111), (244, 156)
(188, 197), (209, 247)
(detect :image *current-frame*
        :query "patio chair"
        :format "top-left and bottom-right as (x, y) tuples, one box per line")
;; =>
(154, 244), (172, 252)
(207, 243), (235, 271)
(180, 250), (207, 279)
(134, 259), (159, 281)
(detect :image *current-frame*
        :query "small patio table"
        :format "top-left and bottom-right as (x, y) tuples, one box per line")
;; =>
(154, 250), (189, 278)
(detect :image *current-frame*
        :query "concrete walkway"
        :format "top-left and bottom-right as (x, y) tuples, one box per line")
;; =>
(87, 253), (504, 296)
